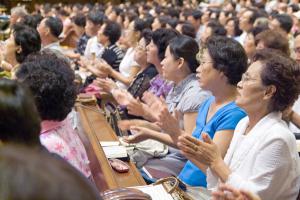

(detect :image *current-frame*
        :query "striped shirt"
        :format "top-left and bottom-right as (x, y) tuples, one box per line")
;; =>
(101, 44), (124, 71)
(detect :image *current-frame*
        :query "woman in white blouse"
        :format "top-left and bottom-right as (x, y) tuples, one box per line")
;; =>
(177, 49), (300, 200)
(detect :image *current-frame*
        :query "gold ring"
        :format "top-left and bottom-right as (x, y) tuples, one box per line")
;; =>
(193, 145), (198, 151)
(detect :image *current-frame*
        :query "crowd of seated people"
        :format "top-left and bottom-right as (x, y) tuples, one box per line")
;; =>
(0, 0), (300, 199)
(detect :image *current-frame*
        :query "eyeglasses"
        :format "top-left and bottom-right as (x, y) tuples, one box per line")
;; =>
(294, 47), (300, 54)
(198, 60), (213, 66)
(241, 73), (258, 83)
(136, 44), (146, 51)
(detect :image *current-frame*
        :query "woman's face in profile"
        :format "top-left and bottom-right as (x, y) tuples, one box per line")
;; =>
(196, 49), (219, 90)
(236, 61), (267, 111)
(134, 38), (147, 66)
(161, 46), (181, 81)
(146, 40), (160, 66)
(225, 20), (235, 37)
(4, 34), (18, 65)
(243, 33), (256, 58)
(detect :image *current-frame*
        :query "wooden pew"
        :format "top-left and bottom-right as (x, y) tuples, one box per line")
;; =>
(75, 102), (145, 192)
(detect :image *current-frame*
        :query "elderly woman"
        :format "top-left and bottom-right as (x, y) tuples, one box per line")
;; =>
(16, 50), (91, 178)
(255, 29), (290, 56)
(0, 23), (41, 76)
(121, 37), (248, 191)
(178, 49), (300, 200)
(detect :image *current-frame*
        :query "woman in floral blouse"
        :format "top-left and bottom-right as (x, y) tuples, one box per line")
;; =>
(16, 50), (91, 177)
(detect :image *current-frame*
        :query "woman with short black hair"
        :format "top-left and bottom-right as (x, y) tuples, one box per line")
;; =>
(1, 23), (41, 73)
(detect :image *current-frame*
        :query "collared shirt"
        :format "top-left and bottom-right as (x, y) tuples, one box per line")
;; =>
(75, 33), (90, 55)
(43, 41), (64, 54)
(166, 74), (210, 114)
(40, 112), (91, 177)
(148, 74), (173, 98)
(207, 112), (300, 200)
(84, 36), (104, 58)
(42, 41), (70, 63)
(290, 96), (300, 133)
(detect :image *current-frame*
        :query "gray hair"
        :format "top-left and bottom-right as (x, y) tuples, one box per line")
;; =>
(11, 6), (27, 17)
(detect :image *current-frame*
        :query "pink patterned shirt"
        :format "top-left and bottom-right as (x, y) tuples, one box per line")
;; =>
(40, 113), (91, 177)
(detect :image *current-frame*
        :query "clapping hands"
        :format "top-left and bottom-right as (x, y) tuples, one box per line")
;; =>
(79, 57), (111, 78)
(141, 91), (182, 135)
(94, 78), (117, 93)
(212, 184), (261, 200)
(177, 133), (222, 167)
(118, 120), (160, 143)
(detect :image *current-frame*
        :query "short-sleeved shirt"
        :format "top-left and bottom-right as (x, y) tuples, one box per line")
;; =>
(178, 96), (246, 187)
(84, 36), (104, 58)
(40, 113), (91, 177)
(101, 44), (124, 71)
(166, 74), (210, 114)
(166, 73), (211, 129)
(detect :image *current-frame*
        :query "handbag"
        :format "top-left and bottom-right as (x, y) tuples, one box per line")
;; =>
(153, 177), (194, 200)
(102, 177), (194, 200)
(102, 102), (129, 137)
(101, 188), (152, 200)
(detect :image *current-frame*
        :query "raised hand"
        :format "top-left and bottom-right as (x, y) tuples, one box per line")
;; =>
(118, 119), (161, 132)
(94, 78), (117, 93)
(126, 97), (145, 117)
(212, 184), (261, 200)
(122, 126), (152, 143)
(96, 59), (112, 75)
(156, 105), (182, 136)
(111, 89), (135, 106)
(177, 133), (221, 167)
(142, 91), (163, 107)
